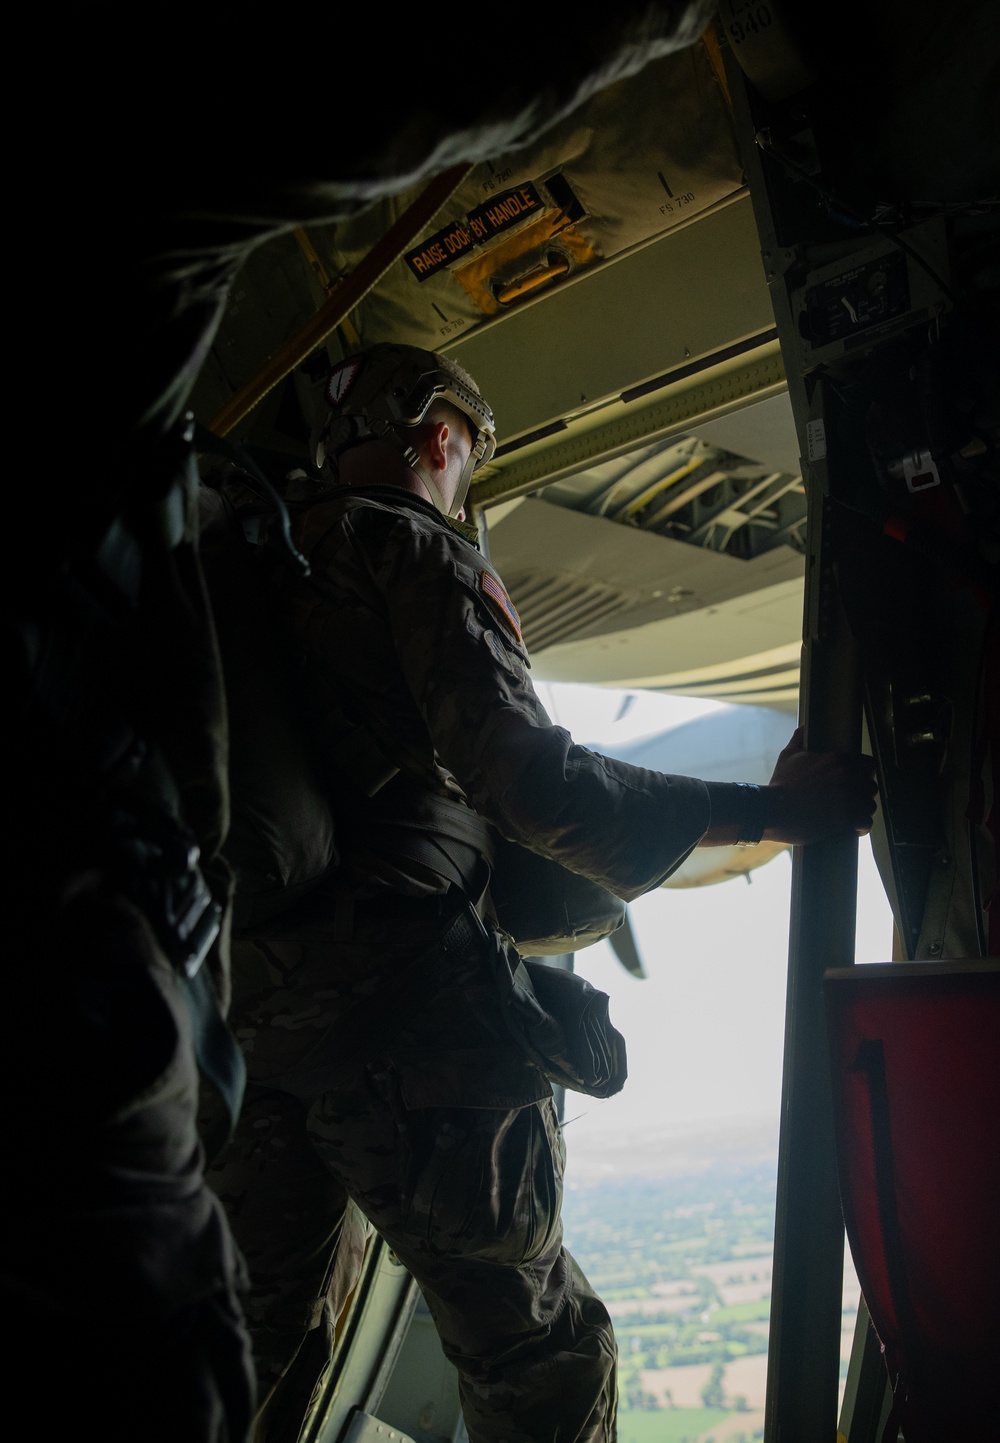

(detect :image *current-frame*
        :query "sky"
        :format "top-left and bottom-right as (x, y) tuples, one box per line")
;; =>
(533, 682), (895, 1157)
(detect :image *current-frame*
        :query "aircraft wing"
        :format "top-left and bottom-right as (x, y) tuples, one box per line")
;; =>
(587, 702), (793, 893)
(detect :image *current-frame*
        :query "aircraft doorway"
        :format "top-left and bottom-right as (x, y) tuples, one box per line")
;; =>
(366, 684), (892, 1443)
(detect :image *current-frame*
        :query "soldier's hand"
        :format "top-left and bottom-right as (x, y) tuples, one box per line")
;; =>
(763, 727), (878, 845)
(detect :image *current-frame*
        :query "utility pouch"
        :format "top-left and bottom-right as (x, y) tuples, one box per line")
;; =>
(484, 923), (628, 1098)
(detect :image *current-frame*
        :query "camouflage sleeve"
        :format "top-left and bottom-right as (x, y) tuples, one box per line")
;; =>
(368, 507), (711, 902)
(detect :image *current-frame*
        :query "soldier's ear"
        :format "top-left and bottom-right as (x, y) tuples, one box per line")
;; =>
(423, 421), (449, 473)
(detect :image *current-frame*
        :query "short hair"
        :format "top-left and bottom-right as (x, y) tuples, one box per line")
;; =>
(425, 396), (478, 447)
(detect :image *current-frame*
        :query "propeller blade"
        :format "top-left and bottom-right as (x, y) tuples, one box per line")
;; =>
(609, 907), (646, 978)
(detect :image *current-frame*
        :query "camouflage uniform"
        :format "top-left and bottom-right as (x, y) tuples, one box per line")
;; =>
(209, 483), (714, 1442)
(13, 888), (254, 1440)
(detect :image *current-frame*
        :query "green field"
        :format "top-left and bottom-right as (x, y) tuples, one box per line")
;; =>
(709, 1298), (771, 1325)
(562, 1166), (776, 1440)
(616, 1407), (731, 1442)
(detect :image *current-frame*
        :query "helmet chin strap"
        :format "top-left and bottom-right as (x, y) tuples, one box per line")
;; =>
(409, 458), (457, 517)
(348, 418), (468, 517)
(404, 436), (474, 519)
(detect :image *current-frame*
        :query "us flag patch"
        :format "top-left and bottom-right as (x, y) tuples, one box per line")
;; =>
(480, 570), (522, 645)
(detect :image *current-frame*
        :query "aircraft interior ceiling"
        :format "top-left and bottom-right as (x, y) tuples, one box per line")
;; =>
(486, 420), (806, 701)
(190, 33), (808, 707)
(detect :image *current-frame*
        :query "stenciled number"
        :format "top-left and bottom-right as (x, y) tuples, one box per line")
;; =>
(728, 4), (772, 43)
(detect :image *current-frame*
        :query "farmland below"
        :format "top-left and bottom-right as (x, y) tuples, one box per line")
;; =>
(561, 1118), (859, 1442)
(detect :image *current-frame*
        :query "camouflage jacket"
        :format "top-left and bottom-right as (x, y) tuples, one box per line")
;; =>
(279, 482), (711, 905)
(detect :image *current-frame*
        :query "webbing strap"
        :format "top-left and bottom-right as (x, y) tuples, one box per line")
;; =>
(183, 966), (248, 1154)
(363, 829), (474, 894)
(27, 503), (246, 1150)
(369, 791), (495, 858)
(354, 791), (496, 900)
(194, 422), (311, 576)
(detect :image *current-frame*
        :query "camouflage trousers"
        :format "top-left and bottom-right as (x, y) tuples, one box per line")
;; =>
(208, 909), (618, 1443)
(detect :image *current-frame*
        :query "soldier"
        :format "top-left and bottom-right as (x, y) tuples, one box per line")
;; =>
(207, 344), (878, 1443)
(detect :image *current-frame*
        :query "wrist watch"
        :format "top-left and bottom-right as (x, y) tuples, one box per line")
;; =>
(735, 782), (766, 847)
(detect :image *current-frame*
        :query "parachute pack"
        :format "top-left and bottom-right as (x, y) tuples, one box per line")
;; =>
(198, 477), (338, 932)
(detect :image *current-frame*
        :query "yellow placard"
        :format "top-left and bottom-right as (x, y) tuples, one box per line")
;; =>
(453, 208), (597, 316)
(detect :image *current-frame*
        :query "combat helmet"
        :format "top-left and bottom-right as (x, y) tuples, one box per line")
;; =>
(317, 343), (496, 518)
